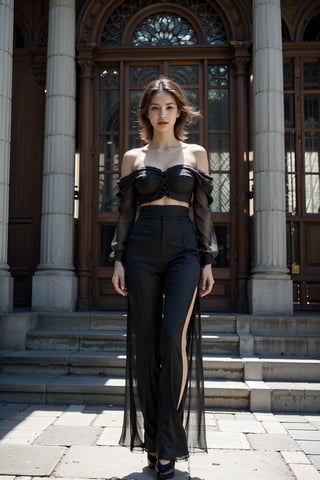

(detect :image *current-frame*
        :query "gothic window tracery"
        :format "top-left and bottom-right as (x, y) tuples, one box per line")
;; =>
(100, 1), (227, 47)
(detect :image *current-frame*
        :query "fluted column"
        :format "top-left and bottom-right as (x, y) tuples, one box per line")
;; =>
(32, 0), (77, 311)
(0, 0), (14, 312)
(249, 0), (292, 314)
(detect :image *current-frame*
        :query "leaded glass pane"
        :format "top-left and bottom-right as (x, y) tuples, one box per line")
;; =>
(169, 65), (199, 84)
(214, 224), (230, 268)
(283, 62), (293, 90)
(132, 14), (198, 47)
(100, 90), (120, 132)
(208, 89), (229, 131)
(208, 135), (230, 170)
(208, 65), (229, 87)
(129, 90), (142, 132)
(100, 1), (227, 47)
(99, 173), (119, 212)
(100, 67), (120, 88)
(284, 94), (294, 128)
(99, 136), (119, 171)
(285, 132), (297, 214)
(304, 94), (320, 128)
(305, 132), (320, 213)
(211, 173), (230, 213)
(184, 88), (199, 130)
(129, 134), (141, 149)
(187, 133), (199, 144)
(304, 62), (320, 90)
(130, 66), (160, 87)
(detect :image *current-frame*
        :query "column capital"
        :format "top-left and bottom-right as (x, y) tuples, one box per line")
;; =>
(77, 43), (96, 78)
(230, 41), (251, 76)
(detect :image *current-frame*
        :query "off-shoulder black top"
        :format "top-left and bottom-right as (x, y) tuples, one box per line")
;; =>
(111, 163), (216, 266)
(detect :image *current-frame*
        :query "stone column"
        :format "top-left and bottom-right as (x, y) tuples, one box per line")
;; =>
(0, 0), (14, 312)
(32, 0), (77, 311)
(248, 0), (293, 314)
(77, 45), (95, 311)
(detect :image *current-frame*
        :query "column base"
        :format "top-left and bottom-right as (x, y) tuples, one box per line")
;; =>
(32, 270), (78, 312)
(248, 275), (293, 315)
(0, 273), (13, 313)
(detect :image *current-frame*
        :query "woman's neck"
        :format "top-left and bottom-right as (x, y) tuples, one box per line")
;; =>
(148, 134), (181, 151)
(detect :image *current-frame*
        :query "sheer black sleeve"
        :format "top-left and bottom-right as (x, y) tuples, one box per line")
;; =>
(193, 169), (217, 266)
(110, 170), (138, 263)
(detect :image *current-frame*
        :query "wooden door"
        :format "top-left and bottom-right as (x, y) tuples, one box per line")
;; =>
(284, 57), (320, 310)
(93, 60), (243, 311)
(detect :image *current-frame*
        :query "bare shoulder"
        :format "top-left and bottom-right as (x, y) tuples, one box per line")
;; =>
(184, 143), (209, 173)
(121, 147), (144, 176)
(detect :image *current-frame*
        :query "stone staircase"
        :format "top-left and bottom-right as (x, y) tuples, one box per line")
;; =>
(0, 312), (319, 412)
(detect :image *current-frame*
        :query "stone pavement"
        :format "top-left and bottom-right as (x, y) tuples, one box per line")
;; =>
(0, 403), (319, 480)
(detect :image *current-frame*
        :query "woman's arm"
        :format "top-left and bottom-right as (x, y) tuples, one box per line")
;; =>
(111, 151), (138, 296)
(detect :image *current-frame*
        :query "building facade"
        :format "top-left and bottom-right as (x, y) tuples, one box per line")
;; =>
(1, 0), (319, 314)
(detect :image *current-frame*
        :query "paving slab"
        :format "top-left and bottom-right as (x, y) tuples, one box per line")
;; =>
(281, 451), (311, 464)
(0, 404), (27, 420)
(206, 431), (250, 449)
(96, 426), (122, 445)
(262, 421), (287, 434)
(55, 445), (188, 479)
(218, 420), (265, 433)
(92, 409), (124, 427)
(309, 455), (320, 470)
(35, 425), (102, 446)
(283, 422), (317, 431)
(254, 412), (277, 421)
(288, 430), (320, 441)
(275, 415), (309, 423)
(247, 433), (300, 451)
(289, 463), (320, 480)
(0, 445), (66, 476)
(190, 450), (295, 480)
(296, 441), (320, 455)
(53, 411), (97, 426)
(0, 429), (41, 445)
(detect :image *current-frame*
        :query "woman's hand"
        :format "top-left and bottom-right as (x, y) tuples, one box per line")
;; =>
(112, 260), (128, 297)
(200, 264), (215, 297)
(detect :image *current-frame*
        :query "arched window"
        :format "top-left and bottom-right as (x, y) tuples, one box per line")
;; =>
(100, 1), (227, 46)
(131, 13), (197, 47)
(303, 13), (320, 41)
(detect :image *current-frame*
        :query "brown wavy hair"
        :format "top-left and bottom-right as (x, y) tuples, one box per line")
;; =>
(138, 77), (201, 142)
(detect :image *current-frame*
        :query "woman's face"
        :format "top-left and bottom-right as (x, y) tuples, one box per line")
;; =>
(147, 91), (180, 134)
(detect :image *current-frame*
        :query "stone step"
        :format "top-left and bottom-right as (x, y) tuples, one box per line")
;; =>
(36, 312), (237, 334)
(0, 374), (249, 409)
(0, 373), (319, 412)
(0, 350), (244, 380)
(253, 335), (320, 358)
(267, 381), (320, 413)
(261, 358), (320, 381)
(241, 314), (320, 336)
(26, 329), (127, 352)
(2, 349), (320, 383)
(26, 329), (240, 355)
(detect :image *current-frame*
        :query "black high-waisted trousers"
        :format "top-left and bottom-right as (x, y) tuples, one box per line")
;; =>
(120, 205), (206, 461)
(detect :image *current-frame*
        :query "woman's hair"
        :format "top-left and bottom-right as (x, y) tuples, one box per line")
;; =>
(138, 77), (201, 142)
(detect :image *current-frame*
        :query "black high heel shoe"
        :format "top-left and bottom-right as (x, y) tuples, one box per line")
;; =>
(147, 452), (157, 469)
(156, 460), (175, 479)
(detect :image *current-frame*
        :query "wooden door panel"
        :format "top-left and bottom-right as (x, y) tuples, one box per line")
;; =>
(305, 224), (320, 269)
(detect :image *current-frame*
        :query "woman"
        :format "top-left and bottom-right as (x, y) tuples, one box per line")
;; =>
(111, 77), (216, 479)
